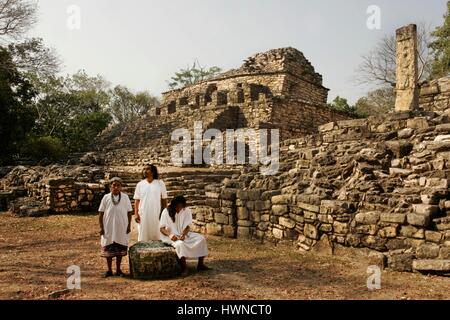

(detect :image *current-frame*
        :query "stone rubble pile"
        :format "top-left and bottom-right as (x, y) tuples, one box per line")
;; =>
(200, 110), (450, 274)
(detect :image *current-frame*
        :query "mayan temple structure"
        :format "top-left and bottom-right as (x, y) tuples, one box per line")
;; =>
(92, 47), (350, 167)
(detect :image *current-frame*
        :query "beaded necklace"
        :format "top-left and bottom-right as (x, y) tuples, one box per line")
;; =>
(111, 192), (121, 205)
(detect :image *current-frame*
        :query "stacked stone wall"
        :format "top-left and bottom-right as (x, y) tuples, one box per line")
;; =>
(199, 111), (450, 272)
(420, 76), (450, 113)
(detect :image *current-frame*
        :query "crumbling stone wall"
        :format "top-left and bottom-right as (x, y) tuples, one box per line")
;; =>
(1, 166), (107, 215)
(420, 76), (450, 113)
(197, 111), (450, 273)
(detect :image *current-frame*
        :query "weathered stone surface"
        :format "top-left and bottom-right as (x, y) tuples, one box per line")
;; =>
(237, 207), (249, 220)
(425, 230), (443, 243)
(129, 241), (181, 279)
(380, 213), (406, 224)
(355, 212), (380, 225)
(296, 201), (319, 213)
(279, 217), (295, 229)
(368, 251), (387, 269)
(206, 223), (222, 235)
(272, 205), (288, 216)
(304, 224), (319, 240)
(312, 234), (333, 255)
(388, 252), (414, 272)
(333, 221), (348, 234)
(395, 25), (419, 112)
(272, 228), (283, 239)
(412, 259), (450, 272)
(237, 226), (251, 238)
(214, 212), (229, 224)
(412, 204), (439, 216)
(407, 213), (430, 227)
(271, 194), (293, 205)
(416, 243), (440, 259)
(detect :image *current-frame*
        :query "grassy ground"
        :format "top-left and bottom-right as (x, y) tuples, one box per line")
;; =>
(0, 212), (448, 300)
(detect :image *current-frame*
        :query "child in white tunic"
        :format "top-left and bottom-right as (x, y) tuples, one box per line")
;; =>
(159, 196), (209, 275)
(99, 177), (133, 278)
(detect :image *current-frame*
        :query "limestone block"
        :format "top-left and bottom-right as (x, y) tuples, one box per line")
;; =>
(279, 217), (295, 229)
(214, 212), (229, 225)
(272, 205), (288, 216)
(412, 259), (450, 272)
(128, 241), (181, 279)
(380, 213), (406, 224)
(237, 226), (251, 238)
(304, 223), (319, 240)
(416, 243), (440, 259)
(368, 251), (387, 269)
(272, 228), (283, 239)
(206, 222), (222, 235)
(407, 213), (430, 227)
(355, 211), (380, 225)
(388, 252), (414, 272)
(237, 207), (249, 220)
(425, 231), (443, 243)
(395, 25), (419, 112)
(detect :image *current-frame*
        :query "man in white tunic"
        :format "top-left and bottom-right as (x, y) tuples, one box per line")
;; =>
(99, 177), (133, 277)
(159, 195), (210, 275)
(134, 164), (168, 241)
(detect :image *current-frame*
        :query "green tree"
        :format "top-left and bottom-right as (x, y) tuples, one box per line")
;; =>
(167, 60), (221, 89)
(0, 0), (37, 40)
(109, 85), (159, 123)
(429, 1), (450, 78)
(30, 71), (113, 155)
(0, 46), (36, 164)
(356, 23), (433, 87)
(328, 96), (356, 114)
(7, 38), (61, 79)
(63, 111), (112, 153)
(354, 87), (395, 118)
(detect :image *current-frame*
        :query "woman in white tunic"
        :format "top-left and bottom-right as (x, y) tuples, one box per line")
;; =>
(159, 196), (210, 275)
(134, 164), (168, 241)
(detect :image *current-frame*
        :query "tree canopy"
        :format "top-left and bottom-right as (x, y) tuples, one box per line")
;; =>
(429, 1), (450, 78)
(167, 60), (222, 89)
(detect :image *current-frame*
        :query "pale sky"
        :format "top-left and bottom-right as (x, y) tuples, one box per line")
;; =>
(29, 0), (448, 104)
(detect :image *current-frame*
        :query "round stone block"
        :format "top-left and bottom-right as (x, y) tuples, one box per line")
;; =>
(128, 241), (181, 279)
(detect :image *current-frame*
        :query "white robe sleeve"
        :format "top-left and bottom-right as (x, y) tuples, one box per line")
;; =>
(159, 208), (171, 230)
(98, 195), (107, 212)
(160, 180), (168, 199)
(133, 181), (141, 200)
(124, 193), (133, 212)
(181, 207), (193, 231)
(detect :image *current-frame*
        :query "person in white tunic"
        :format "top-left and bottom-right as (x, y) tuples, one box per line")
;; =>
(159, 195), (210, 275)
(98, 177), (133, 278)
(134, 164), (168, 241)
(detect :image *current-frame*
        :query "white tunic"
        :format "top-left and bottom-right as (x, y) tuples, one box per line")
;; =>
(159, 207), (209, 259)
(133, 179), (168, 241)
(98, 192), (133, 247)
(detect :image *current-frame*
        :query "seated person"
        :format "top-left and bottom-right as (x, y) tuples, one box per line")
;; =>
(159, 195), (210, 275)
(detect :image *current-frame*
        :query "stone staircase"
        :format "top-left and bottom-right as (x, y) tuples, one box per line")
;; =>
(105, 167), (240, 208)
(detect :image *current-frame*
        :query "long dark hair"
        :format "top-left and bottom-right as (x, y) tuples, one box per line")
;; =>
(167, 195), (187, 222)
(142, 164), (159, 180)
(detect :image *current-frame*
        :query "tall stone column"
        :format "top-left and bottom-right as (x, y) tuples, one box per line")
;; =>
(395, 24), (419, 112)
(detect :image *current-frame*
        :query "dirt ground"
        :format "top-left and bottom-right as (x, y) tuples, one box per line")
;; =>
(0, 212), (449, 300)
